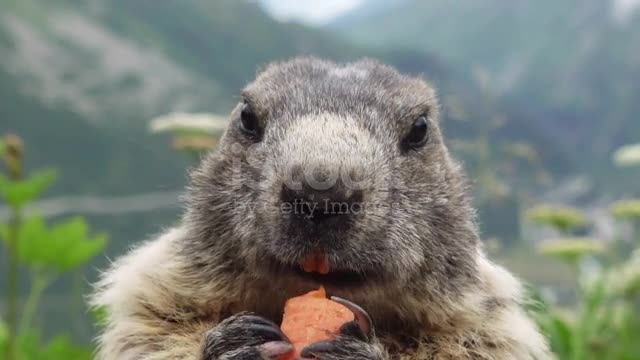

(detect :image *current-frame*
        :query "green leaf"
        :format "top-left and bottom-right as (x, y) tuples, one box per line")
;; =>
(583, 278), (608, 315)
(15, 331), (44, 360)
(545, 312), (574, 357)
(59, 233), (108, 271)
(0, 168), (58, 207)
(41, 336), (93, 360)
(48, 217), (108, 272)
(5, 332), (93, 360)
(14, 216), (51, 267)
(0, 319), (6, 342)
(0, 223), (9, 243)
(10, 215), (107, 272)
(582, 279), (611, 333)
(0, 138), (6, 157)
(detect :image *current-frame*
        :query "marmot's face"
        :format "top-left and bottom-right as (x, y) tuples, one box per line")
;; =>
(190, 58), (478, 297)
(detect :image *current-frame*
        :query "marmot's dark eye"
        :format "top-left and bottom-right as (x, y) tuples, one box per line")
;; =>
(404, 115), (429, 148)
(239, 102), (260, 139)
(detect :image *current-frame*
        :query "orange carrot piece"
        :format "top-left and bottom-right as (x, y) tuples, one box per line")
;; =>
(280, 287), (354, 359)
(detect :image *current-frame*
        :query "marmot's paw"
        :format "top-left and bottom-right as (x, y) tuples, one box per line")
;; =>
(202, 313), (292, 360)
(300, 297), (387, 360)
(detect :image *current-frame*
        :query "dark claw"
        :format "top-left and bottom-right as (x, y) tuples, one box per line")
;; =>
(300, 340), (339, 358)
(248, 324), (289, 343)
(331, 296), (373, 338)
(204, 313), (293, 360)
(339, 321), (368, 342)
(242, 315), (282, 329)
(257, 341), (295, 358)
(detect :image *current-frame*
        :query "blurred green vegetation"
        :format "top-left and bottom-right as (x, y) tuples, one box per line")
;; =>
(0, 135), (105, 360)
(525, 201), (640, 360)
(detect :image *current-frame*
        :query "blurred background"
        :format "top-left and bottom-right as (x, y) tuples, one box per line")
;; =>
(1, 0), (639, 359)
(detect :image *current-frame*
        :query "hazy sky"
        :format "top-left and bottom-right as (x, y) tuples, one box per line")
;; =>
(259, 0), (364, 25)
(619, 0), (640, 9)
(260, 0), (640, 25)
(616, 0), (640, 21)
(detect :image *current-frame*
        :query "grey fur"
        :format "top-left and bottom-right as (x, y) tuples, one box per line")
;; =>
(91, 57), (551, 360)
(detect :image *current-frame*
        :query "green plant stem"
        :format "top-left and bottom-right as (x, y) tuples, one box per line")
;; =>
(5, 204), (21, 360)
(72, 270), (86, 335)
(4, 137), (23, 360)
(19, 272), (51, 335)
(569, 261), (583, 360)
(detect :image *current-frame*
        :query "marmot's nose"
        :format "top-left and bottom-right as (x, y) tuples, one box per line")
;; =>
(280, 183), (364, 223)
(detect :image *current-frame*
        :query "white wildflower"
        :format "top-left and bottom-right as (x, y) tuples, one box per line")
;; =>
(149, 113), (228, 134)
(613, 143), (640, 167)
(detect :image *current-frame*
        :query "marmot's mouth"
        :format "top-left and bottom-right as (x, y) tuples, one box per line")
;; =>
(291, 264), (370, 287)
(267, 254), (376, 288)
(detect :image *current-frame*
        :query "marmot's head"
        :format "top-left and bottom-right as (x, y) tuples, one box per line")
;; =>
(186, 58), (479, 303)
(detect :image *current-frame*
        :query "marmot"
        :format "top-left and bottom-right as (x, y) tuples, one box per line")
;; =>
(92, 57), (551, 360)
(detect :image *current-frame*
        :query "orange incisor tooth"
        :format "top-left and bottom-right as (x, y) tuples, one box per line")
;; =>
(302, 254), (330, 274)
(317, 254), (330, 274)
(303, 256), (317, 273)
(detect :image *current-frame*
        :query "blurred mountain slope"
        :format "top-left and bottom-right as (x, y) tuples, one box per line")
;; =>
(0, 0), (576, 250)
(330, 0), (640, 186)
(1, 0), (567, 196)
(0, 0), (365, 126)
(0, 0), (363, 198)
